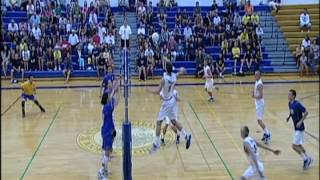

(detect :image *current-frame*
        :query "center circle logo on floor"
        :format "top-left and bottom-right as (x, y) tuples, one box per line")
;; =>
(77, 122), (175, 155)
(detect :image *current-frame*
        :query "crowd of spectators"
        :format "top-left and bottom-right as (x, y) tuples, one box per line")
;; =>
(135, 0), (265, 80)
(1, 0), (116, 83)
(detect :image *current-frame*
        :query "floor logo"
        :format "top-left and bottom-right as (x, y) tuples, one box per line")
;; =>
(77, 122), (175, 155)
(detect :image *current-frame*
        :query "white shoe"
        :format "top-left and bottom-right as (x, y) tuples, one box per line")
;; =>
(98, 167), (109, 180)
(150, 143), (160, 154)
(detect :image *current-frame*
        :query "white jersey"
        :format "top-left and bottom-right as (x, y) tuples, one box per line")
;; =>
(244, 136), (262, 165)
(204, 65), (212, 80)
(161, 72), (177, 100)
(254, 79), (264, 106)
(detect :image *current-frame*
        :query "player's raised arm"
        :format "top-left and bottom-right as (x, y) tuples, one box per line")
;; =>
(256, 141), (281, 155)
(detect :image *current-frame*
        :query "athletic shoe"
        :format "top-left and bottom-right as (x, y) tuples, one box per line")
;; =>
(176, 135), (180, 145)
(304, 156), (313, 170)
(264, 133), (271, 145)
(150, 143), (160, 154)
(98, 167), (109, 180)
(208, 98), (215, 102)
(185, 134), (192, 149)
(161, 138), (165, 145)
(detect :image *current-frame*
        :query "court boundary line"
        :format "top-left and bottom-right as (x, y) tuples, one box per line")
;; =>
(1, 80), (318, 90)
(19, 105), (62, 180)
(188, 101), (236, 180)
(1, 95), (20, 116)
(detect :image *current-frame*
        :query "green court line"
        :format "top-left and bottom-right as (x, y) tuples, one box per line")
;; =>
(188, 101), (236, 180)
(19, 105), (62, 180)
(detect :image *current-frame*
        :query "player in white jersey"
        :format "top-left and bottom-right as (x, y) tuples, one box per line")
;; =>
(251, 71), (271, 144)
(150, 62), (192, 153)
(240, 126), (281, 180)
(203, 59), (216, 102)
(161, 89), (180, 145)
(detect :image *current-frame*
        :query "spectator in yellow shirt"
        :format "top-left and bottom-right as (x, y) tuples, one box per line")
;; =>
(240, 29), (249, 46)
(21, 75), (45, 118)
(242, 14), (251, 26)
(53, 47), (62, 71)
(232, 42), (245, 75)
(251, 13), (260, 27)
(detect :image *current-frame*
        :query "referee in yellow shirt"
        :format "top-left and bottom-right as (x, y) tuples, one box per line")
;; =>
(21, 75), (45, 118)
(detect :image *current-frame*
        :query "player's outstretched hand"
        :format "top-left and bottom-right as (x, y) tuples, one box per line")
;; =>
(286, 116), (290, 122)
(273, 150), (281, 155)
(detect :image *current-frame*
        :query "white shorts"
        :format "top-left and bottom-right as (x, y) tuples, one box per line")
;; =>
(255, 101), (265, 120)
(164, 105), (178, 124)
(293, 130), (304, 145)
(243, 161), (265, 180)
(158, 98), (177, 121)
(205, 79), (214, 92)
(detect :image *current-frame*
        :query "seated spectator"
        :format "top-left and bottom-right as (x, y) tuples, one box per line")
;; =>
(300, 52), (309, 76)
(29, 45), (38, 71)
(310, 39), (319, 60)
(105, 32), (115, 51)
(176, 39), (185, 60)
(239, 29), (249, 47)
(251, 12), (260, 27)
(10, 0), (20, 10)
(242, 13), (251, 26)
(216, 56), (225, 78)
(210, 0), (218, 14)
(221, 38), (229, 59)
(300, 9), (311, 32)
(268, 0), (280, 13)
(233, 12), (242, 29)
(245, 0), (254, 15)
(158, 10), (167, 28)
(8, 19), (19, 38)
(137, 2), (146, 19)
(26, 0), (34, 19)
(30, 13), (41, 27)
(302, 35), (311, 57)
(183, 24), (193, 41)
(31, 24), (42, 41)
(63, 51), (73, 84)
(151, 31), (160, 47)
(137, 23), (146, 38)
(213, 13), (221, 28)
(195, 48), (205, 78)
(77, 46), (85, 70)
(255, 24), (264, 40)
(295, 44), (303, 67)
(167, 36), (177, 62)
(136, 52), (147, 81)
(89, 10), (98, 26)
(254, 45), (263, 71)
(182, 9), (189, 26)
(21, 45), (30, 71)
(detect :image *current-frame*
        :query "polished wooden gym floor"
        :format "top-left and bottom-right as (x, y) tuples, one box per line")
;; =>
(1, 75), (319, 180)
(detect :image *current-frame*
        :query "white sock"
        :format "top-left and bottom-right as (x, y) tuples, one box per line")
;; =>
(301, 153), (308, 161)
(103, 155), (109, 171)
(180, 128), (187, 138)
(154, 136), (160, 146)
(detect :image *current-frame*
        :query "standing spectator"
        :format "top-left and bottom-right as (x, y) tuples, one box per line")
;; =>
(26, 0), (35, 19)
(53, 47), (62, 71)
(137, 52), (147, 81)
(63, 51), (73, 84)
(29, 45), (38, 71)
(196, 48), (205, 78)
(232, 42), (244, 75)
(21, 46), (30, 71)
(256, 24), (264, 41)
(194, 1), (201, 17)
(1, 45), (10, 78)
(46, 47), (54, 71)
(300, 9), (311, 32)
(8, 19), (19, 38)
(119, 18), (132, 50)
(245, 0), (254, 15)
(37, 46), (45, 71)
(31, 24), (42, 41)
(11, 50), (24, 83)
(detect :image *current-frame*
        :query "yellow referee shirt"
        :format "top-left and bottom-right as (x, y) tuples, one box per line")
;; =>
(21, 81), (36, 95)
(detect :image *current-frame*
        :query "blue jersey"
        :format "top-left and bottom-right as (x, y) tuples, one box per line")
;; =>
(289, 100), (306, 131)
(102, 97), (116, 134)
(102, 73), (115, 92)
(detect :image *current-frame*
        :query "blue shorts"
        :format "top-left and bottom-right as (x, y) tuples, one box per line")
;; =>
(22, 93), (35, 101)
(101, 127), (115, 150)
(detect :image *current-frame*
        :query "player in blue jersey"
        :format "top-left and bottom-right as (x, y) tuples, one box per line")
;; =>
(98, 79), (120, 180)
(100, 67), (116, 98)
(286, 89), (313, 170)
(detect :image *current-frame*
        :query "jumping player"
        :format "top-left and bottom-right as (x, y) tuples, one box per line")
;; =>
(286, 89), (313, 170)
(21, 75), (45, 118)
(98, 79), (120, 180)
(240, 126), (281, 180)
(161, 89), (180, 145)
(151, 62), (191, 152)
(251, 71), (271, 144)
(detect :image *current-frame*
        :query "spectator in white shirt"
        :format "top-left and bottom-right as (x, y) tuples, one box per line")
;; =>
(119, 19), (132, 49)
(21, 46), (30, 71)
(302, 35), (311, 57)
(68, 30), (79, 49)
(137, 3), (146, 18)
(30, 13), (40, 27)
(300, 9), (311, 32)
(98, 23), (107, 42)
(31, 24), (42, 41)
(255, 24), (264, 39)
(137, 23), (145, 38)
(183, 25), (193, 40)
(66, 19), (72, 34)
(151, 31), (160, 46)
(89, 11), (98, 26)
(268, 0), (280, 13)
(8, 19), (19, 35)
(213, 13), (221, 27)
(26, 0), (34, 18)
(104, 32), (115, 51)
